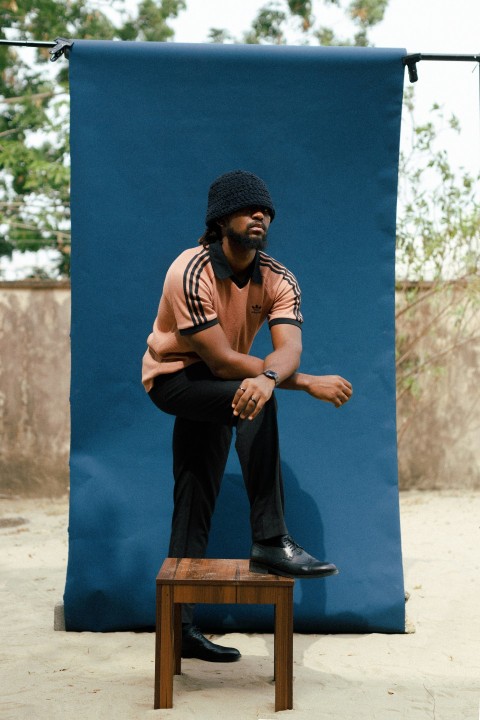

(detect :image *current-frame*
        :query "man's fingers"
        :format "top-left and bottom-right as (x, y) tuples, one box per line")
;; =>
(334, 378), (353, 403)
(233, 397), (249, 416)
(246, 397), (266, 420)
(233, 391), (258, 417)
(233, 376), (274, 419)
(232, 388), (245, 406)
(232, 384), (249, 413)
(234, 391), (267, 420)
(334, 390), (351, 407)
(238, 396), (255, 417)
(241, 396), (262, 420)
(336, 376), (353, 394)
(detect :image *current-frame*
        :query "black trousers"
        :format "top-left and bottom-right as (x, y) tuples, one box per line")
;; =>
(148, 362), (288, 594)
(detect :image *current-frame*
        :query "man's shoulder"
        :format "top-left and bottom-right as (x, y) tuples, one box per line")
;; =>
(165, 245), (212, 287)
(172, 245), (209, 264)
(167, 245), (210, 273)
(258, 251), (296, 278)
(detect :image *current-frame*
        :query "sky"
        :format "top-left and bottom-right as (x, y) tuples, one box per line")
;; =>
(1, 0), (479, 279)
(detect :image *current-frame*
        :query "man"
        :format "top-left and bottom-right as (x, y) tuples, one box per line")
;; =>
(142, 170), (352, 662)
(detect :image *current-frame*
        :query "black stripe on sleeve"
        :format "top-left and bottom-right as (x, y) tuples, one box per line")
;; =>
(182, 250), (210, 326)
(190, 254), (211, 325)
(259, 254), (303, 322)
(179, 318), (219, 336)
(268, 318), (303, 329)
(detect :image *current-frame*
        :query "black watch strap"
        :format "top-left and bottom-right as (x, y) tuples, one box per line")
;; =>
(263, 369), (280, 386)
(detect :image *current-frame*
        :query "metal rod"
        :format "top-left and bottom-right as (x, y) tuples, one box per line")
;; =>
(406, 53), (480, 62)
(1, 41), (480, 79)
(0, 39), (55, 48)
(403, 52), (480, 82)
(0, 37), (73, 61)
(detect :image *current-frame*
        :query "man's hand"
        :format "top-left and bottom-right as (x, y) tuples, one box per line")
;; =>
(231, 374), (276, 421)
(304, 375), (353, 408)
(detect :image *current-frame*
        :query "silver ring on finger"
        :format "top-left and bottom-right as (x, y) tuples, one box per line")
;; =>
(251, 397), (257, 404)
(239, 387), (246, 392)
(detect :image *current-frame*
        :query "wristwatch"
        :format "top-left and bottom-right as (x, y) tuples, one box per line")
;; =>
(263, 369), (280, 387)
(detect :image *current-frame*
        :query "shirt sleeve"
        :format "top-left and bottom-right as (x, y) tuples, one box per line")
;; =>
(165, 252), (219, 335)
(267, 269), (304, 329)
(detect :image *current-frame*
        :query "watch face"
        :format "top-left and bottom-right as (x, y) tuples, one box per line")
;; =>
(264, 370), (279, 385)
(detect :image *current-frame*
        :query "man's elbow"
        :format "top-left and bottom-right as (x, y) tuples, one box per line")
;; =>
(206, 356), (233, 379)
(208, 362), (226, 378)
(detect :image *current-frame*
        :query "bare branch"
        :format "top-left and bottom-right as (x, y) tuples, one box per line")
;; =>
(396, 297), (458, 367)
(395, 275), (475, 319)
(6, 221), (70, 238)
(2, 91), (66, 104)
(400, 334), (480, 381)
(0, 128), (22, 138)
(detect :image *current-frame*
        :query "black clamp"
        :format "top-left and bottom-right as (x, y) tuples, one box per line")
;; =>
(403, 53), (421, 83)
(49, 37), (74, 62)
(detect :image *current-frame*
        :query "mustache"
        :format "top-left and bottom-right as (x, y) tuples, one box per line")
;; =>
(248, 221), (266, 231)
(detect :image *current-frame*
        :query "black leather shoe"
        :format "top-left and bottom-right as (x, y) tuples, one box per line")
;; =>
(181, 624), (241, 662)
(250, 535), (339, 578)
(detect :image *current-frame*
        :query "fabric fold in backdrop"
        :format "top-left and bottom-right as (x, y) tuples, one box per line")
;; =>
(65, 40), (406, 632)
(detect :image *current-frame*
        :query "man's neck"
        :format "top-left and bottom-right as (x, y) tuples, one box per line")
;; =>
(221, 238), (256, 280)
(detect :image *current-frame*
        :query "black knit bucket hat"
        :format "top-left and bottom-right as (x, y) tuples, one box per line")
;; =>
(205, 170), (275, 226)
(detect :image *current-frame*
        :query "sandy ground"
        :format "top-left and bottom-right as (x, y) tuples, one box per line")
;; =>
(1, 491), (479, 720)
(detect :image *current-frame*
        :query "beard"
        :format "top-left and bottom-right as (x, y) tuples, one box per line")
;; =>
(225, 225), (269, 251)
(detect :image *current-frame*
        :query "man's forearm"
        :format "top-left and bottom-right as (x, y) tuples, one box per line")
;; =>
(213, 345), (301, 383)
(214, 349), (300, 383)
(212, 349), (264, 379)
(186, 322), (303, 384)
(262, 346), (301, 385)
(280, 371), (354, 407)
(278, 372), (311, 391)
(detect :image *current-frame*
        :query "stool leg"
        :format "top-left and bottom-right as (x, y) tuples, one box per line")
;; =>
(154, 584), (174, 709)
(274, 587), (293, 711)
(174, 603), (182, 675)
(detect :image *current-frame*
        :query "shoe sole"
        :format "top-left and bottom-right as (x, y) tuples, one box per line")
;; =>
(181, 652), (241, 662)
(249, 560), (339, 578)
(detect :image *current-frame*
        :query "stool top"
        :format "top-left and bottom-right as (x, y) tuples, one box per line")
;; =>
(157, 558), (294, 587)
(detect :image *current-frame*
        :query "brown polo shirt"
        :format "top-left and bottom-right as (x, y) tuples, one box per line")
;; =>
(142, 241), (303, 391)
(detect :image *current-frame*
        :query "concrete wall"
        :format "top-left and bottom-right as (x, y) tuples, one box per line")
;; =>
(396, 282), (480, 491)
(0, 281), (71, 496)
(0, 281), (478, 496)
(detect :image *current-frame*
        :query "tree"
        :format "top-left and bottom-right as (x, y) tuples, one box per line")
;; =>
(209, 0), (389, 46)
(1, 0), (390, 277)
(0, 0), (186, 277)
(395, 88), (480, 454)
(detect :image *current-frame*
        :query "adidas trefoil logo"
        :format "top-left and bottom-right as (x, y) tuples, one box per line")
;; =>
(251, 304), (262, 314)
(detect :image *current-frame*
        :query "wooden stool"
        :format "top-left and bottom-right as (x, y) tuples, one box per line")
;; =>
(154, 558), (294, 712)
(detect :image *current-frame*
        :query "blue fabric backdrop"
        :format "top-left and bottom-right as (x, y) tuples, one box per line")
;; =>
(65, 40), (406, 632)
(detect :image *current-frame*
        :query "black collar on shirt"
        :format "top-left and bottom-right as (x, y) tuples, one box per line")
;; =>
(208, 241), (263, 287)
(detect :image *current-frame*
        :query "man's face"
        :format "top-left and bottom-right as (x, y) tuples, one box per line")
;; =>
(221, 205), (272, 250)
